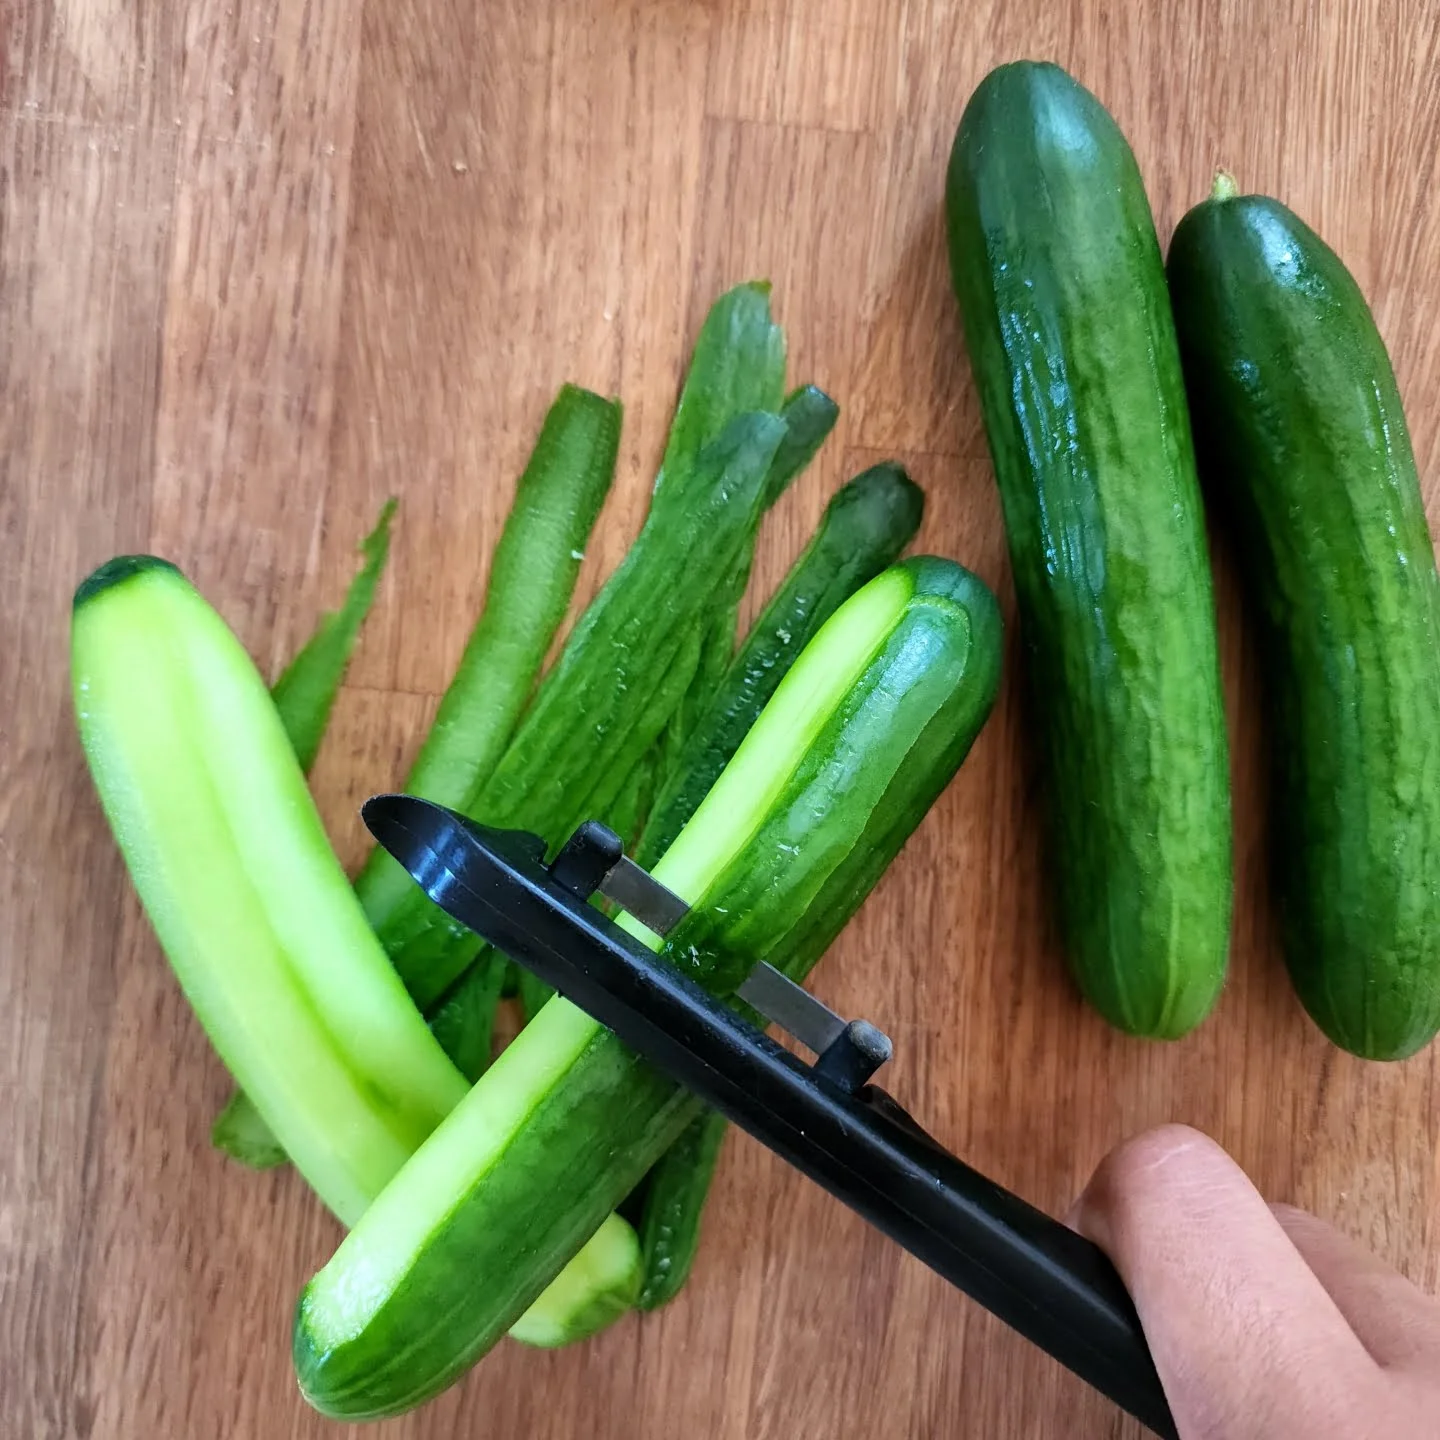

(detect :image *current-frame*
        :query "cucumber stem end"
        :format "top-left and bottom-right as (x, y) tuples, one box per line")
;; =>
(1210, 168), (1239, 202)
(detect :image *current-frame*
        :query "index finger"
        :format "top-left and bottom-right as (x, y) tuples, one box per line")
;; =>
(1073, 1125), (1379, 1440)
(1271, 1203), (1440, 1371)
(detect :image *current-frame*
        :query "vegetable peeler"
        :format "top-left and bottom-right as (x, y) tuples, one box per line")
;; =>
(362, 793), (1178, 1440)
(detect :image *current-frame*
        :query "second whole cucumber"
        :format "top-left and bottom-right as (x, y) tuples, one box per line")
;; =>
(1168, 178), (1440, 1061)
(945, 61), (1233, 1039)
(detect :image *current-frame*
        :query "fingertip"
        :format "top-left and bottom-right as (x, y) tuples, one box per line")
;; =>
(1073, 1124), (1241, 1254)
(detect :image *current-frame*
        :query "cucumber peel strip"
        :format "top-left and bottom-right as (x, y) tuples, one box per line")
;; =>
(353, 386), (621, 980)
(671, 384), (840, 749)
(274, 497), (397, 774)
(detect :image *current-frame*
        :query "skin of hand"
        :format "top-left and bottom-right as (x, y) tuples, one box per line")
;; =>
(1071, 1125), (1440, 1440)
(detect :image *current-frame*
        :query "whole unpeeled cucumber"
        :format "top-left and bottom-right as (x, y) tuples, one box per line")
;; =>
(945, 61), (1233, 1038)
(1169, 178), (1440, 1061)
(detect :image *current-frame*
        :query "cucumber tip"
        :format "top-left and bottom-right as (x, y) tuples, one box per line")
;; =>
(73, 555), (183, 608)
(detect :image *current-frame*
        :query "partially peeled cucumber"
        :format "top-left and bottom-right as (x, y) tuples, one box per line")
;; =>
(71, 558), (469, 1228)
(294, 555), (1003, 1420)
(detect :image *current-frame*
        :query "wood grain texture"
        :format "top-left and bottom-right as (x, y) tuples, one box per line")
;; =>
(4, 0), (1439, 1435)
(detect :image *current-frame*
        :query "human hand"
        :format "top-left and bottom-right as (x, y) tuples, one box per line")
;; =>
(1072, 1124), (1440, 1439)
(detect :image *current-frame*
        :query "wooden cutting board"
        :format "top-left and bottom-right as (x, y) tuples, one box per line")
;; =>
(5, 1), (1438, 1435)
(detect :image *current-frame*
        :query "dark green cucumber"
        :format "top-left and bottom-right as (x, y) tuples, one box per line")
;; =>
(294, 557), (1003, 1419)
(354, 386), (621, 1005)
(213, 498), (401, 1170)
(1168, 179), (1440, 1060)
(945, 61), (1232, 1038)
(71, 559), (468, 1226)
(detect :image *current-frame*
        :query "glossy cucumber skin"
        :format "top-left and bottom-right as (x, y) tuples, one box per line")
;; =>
(1169, 192), (1440, 1060)
(293, 557), (1003, 1420)
(946, 61), (1232, 1038)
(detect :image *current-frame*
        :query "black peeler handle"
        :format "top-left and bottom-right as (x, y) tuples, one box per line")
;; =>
(607, 981), (1181, 1440)
(805, 1085), (1179, 1439)
(362, 795), (1179, 1440)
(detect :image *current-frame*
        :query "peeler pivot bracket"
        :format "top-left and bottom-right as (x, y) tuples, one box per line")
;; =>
(549, 819), (893, 1093)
